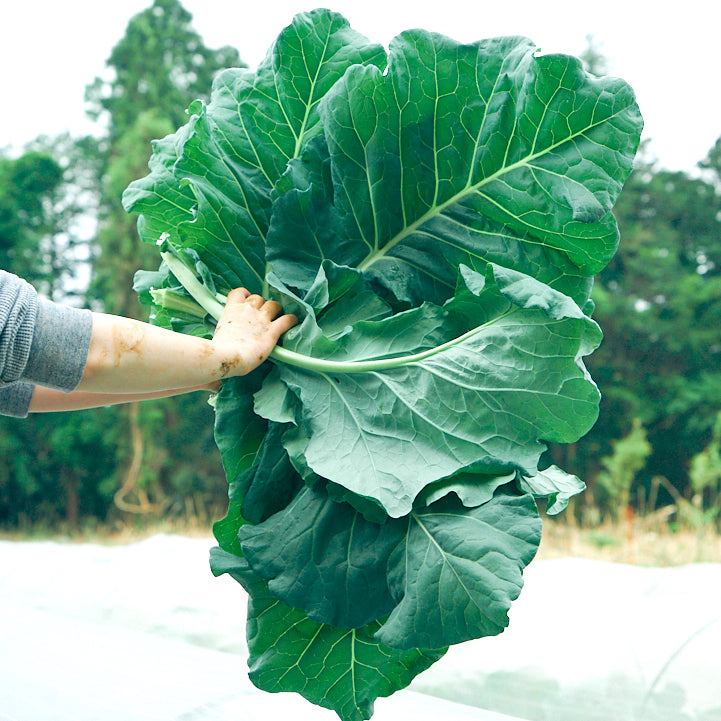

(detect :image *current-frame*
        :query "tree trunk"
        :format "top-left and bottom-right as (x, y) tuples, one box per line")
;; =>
(61, 466), (79, 531)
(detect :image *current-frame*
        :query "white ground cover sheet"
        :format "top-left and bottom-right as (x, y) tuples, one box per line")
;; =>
(0, 535), (719, 721)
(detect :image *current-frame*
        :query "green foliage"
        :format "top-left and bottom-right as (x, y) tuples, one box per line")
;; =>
(595, 418), (651, 519)
(258, 264), (602, 518)
(71, 0), (248, 526)
(211, 549), (446, 721)
(0, 1), (252, 533)
(86, 0), (244, 317)
(0, 150), (63, 287)
(85, 0), (242, 142)
(0, 410), (121, 528)
(689, 412), (721, 520)
(124, 8), (388, 294)
(4, 12), (719, 565)
(577, 142), (721, 499)
(125, 10), (641, 718)
(0, 139), (107, 530)
(0, 391), (226, 531)
(237, 484), (541, 647)
(90, 110), (177, 316)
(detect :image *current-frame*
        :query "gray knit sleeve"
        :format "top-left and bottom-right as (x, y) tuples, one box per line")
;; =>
(22, 297), (93, 391)
(0, 270), (39, 385)
(0, 382), (35, 418)
(1, 270), (93, 417)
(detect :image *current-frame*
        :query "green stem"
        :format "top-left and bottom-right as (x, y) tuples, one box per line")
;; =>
(150, 288), (208, 318)
(270, 322), (488, 373)
(161, 251), (225, 320)
(159, 248), (489, 375)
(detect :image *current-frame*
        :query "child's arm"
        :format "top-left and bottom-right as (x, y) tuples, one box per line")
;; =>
(27, 384), (218, 412)
(28, 288), (296, 412)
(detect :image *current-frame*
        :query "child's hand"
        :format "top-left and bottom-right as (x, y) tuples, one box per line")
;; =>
(212, 288), (297, 376)
(73, 289), (296, 402)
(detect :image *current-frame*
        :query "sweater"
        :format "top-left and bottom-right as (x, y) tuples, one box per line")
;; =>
(0, 270), (93, 417)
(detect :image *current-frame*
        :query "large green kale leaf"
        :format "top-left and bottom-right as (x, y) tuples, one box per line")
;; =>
(123, 9), (386, 291)
(210, 549), (445, 721)
(238, 484), (541, 649)
(255, 261), (601, 518)
(267, 32), (642, 306)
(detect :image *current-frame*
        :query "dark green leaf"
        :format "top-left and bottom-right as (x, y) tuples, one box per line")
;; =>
(268, 32), (641, 306)
(124, 10), (386, 292)
(239, 485), (396, 628)
(237, 486), (541, 651)
(376, 490), (541, 650)
(210, 548), (445, 721)
(265, 264), (602, 517)
(212, 374), (269, 554)
(214, 374), (269, 483)
(240, 422), (303, 524)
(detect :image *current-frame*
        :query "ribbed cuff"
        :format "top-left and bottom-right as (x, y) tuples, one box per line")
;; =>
(0, 382), (35, 418)
(23, 299), (93, 392)
(0, 271), (39, 384)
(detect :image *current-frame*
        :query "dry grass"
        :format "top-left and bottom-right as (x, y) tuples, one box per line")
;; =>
(538, 515), (721, 566)
(5, 509), (721, 567)
(0, 515), (214, 546)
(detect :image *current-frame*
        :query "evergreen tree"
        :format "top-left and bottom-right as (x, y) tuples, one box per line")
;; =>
(86, 0), (241, 144)
(86, 0), (242, 317)
(80, 0), (243, 519)
(0, 150), (63, 288)
(0, 138), (111, 531)
(91, 110), (175, 317)
(570, 138), (721, 502)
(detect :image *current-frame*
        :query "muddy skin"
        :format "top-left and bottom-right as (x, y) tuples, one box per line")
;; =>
(111, 323), (146, 368)
(218, 354), (243, 377)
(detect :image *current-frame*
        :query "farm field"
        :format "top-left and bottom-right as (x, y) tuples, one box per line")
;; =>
(1, 532), (719, 721)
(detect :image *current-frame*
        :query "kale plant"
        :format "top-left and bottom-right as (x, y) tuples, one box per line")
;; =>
(125, 9), (643, 720)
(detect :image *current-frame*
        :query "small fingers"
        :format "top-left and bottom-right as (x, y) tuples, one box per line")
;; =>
(259, 299), (283, 318)
(227, 287), (251, 302)
(243, 293), (265, 309)
(224, 289), (296, 330)
(273, 313), (299, 333)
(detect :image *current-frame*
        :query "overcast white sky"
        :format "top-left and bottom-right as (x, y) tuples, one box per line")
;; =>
(2, 0), (719, 172)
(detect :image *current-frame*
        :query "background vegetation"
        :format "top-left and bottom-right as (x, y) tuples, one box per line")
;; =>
(2, 0), (720, 543)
